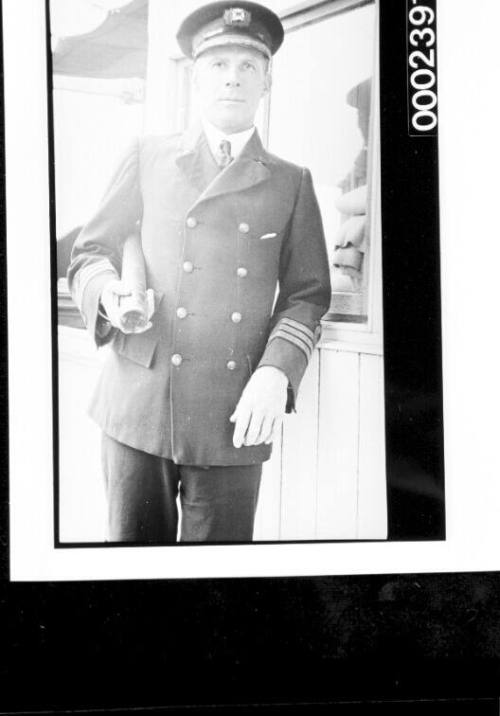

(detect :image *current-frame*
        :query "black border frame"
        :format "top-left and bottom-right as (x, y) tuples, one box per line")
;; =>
(6, 1), (495, 713)
(380, 0), (444, 539)
(50, 0), (445, 548)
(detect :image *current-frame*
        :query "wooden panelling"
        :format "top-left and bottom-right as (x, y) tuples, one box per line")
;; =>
(279, 350), (320, 540)
(58, 329), (387, 543)
(253, 428), (283, 541)
(316, 349), (361, 539)
(357, 352), (387, 538)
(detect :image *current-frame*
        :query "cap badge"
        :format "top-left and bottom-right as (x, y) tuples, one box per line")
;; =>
(223, 8), (252, 27)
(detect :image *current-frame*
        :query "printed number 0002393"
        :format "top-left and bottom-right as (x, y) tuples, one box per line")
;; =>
(408, 2), (437, 133)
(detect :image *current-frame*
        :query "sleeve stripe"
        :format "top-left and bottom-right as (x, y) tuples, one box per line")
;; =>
(74, 259), (118, 309)
(279, 317), (315, 343)
(268, 329), (312, 361)
(279, 328), (313, 358)
(270, 324), (314, 355)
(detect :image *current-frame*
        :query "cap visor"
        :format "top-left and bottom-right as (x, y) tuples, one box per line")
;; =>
(194, 34), (271, 59)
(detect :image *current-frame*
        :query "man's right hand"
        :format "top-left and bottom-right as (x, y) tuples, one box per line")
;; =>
(100, 279), (154, 334)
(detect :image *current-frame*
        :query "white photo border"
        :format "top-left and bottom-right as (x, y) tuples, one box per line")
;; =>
(6, 0), (500, 581)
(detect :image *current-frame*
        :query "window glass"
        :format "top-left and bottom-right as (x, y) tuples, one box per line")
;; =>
(267, 3), (376, 322)
(53, 76), (144, 328)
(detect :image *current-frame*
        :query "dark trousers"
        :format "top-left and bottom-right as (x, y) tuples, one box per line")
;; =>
(101, 434), (262, 543)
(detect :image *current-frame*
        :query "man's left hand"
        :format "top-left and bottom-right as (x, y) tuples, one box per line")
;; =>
(230, 366), (288, 448)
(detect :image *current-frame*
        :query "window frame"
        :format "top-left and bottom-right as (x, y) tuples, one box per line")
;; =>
(268, 0), (382, 350)
(165, 0), (382, 351)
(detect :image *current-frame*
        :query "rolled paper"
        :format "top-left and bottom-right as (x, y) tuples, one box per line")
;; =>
(335, 184), (368, 215)
(338, 265), (362, 282)
(332, 246), (364, 272)
(119, 234), (149, 332)
(334, 214), (366, 249)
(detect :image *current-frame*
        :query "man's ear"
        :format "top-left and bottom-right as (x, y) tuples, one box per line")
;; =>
(263, 71), (272, 95)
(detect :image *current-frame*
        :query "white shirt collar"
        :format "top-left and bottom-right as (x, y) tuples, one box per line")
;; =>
(202, 119), (255, 161)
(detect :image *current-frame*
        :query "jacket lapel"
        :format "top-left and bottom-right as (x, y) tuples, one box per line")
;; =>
(175, 126), (272, 206)
(175, 126), (220, 194)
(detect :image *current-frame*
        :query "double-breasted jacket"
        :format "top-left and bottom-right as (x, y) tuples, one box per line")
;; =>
(68, 127), (331, 465)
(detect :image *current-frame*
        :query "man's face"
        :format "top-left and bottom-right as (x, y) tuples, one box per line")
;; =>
(193, 46), (271, 134)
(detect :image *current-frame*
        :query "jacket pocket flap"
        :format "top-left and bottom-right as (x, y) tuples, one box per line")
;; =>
(114, 290), (163, 368)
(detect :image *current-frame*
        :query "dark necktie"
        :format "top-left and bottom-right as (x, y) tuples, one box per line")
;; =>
(216, 139), (233, 168)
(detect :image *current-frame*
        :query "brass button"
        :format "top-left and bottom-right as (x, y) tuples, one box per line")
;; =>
(171, 354), (183, 367)
(227, 360), (237, 371)
(176, 307), (188, 319)
(236, 267), (248, 278)
(183, 261), (194, 273)
(186, 216), (197, 228)
(231, 312), (242, 324)
(238, 222), (249, 234)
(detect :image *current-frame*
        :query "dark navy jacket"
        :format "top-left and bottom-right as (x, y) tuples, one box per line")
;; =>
(68, 127), (331, 465)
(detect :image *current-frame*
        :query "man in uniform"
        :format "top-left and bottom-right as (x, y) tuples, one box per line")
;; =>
(68, 0), (331, 543)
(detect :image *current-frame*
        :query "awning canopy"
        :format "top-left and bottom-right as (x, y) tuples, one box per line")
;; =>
(52, 0), (148, 79)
